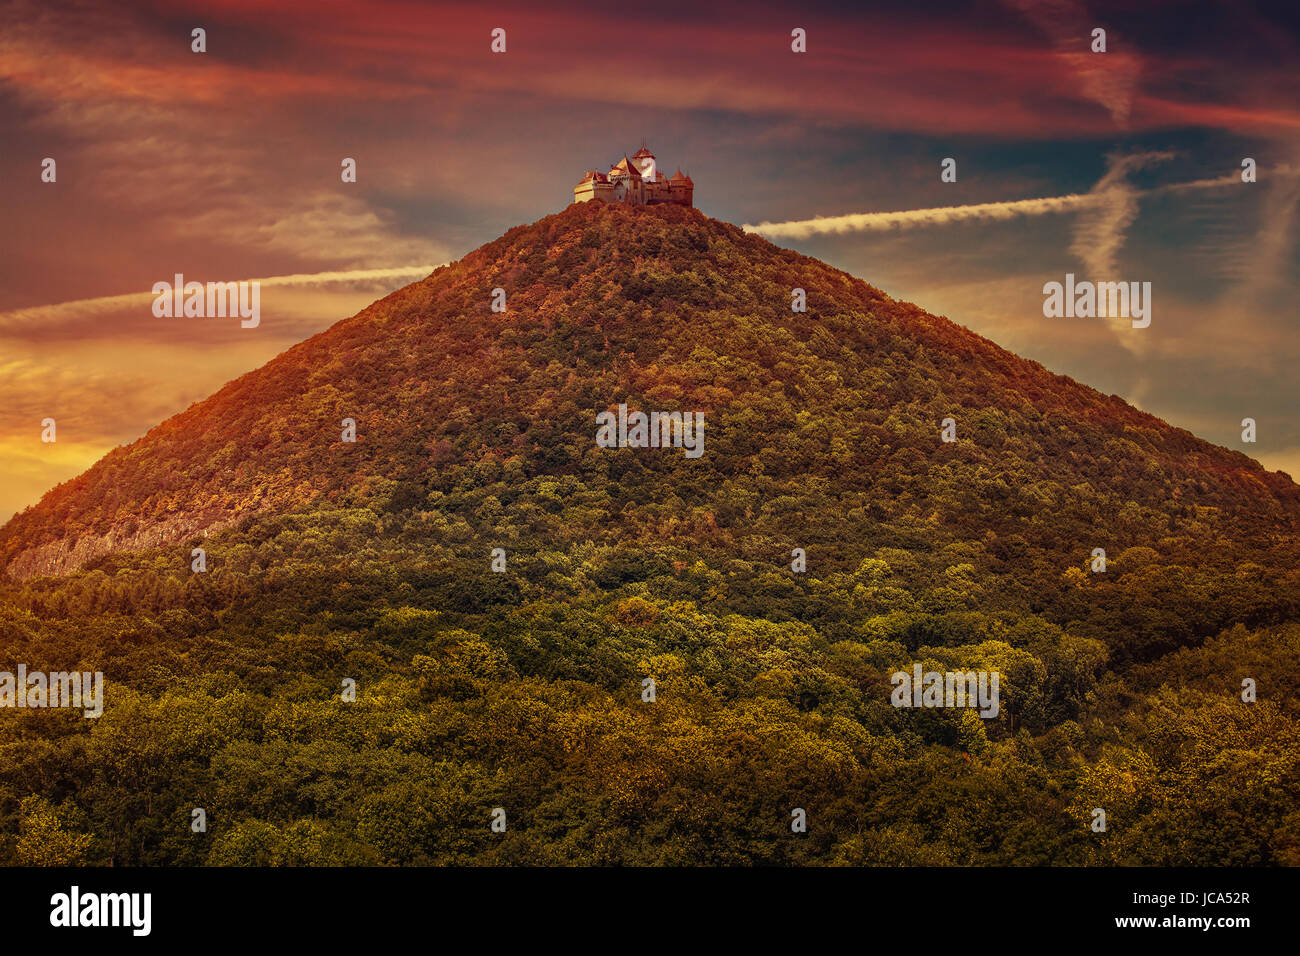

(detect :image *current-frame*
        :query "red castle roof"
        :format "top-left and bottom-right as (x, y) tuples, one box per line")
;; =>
(609, 156), (639, 177)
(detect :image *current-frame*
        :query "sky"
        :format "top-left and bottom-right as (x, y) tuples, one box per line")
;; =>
(1, 0), (1298, 522)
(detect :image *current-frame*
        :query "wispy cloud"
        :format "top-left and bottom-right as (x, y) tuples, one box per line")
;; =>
(0, 266), (442, 334)
(743, 194), (1095, 239)
(0, 2), (450, 279)
(1068, 150), (1172, 278)
(1003, 0), (1141, 125)
(1235, 149), (1300, 306)
(743, 163), (1241, 243)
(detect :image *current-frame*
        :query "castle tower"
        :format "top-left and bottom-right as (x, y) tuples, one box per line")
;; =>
(632, 142), (656, 182)
(668, 168), (694, 207)
(607, 156), (645, 204)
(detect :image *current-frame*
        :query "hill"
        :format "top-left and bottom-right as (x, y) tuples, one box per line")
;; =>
(1, 201), (1298, 865)
(3, 201), (1298, 656)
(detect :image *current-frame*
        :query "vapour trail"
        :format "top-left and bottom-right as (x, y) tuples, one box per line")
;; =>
(743, 194), (1101, 239)
(0, 266), (444, 333)
(741, 169), (1250, 240)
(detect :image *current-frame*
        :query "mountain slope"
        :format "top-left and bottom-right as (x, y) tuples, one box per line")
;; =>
(3, 201), (1300, 866)
(4, 201), (1295, 587)
(2, 201), (1300, 621)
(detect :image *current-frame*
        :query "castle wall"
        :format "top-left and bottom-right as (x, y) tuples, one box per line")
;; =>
(644, 181), (691, 206)
(609, 177), (645, 205)
(574, 180), (614, 203)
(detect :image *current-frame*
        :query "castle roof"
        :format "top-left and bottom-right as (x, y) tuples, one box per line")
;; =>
(609, 156), (638, 177)
(669, 168), (693, 185)
(632, 145), (655, 159)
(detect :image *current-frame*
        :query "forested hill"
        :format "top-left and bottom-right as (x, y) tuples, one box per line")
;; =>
(3, 201), (1300, 866)
(2, 200), (1296, 587)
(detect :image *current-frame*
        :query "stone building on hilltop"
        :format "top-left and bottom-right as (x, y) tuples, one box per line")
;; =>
(573, 143), (694, 207)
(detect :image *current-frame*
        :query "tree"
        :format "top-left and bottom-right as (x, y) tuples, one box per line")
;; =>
(15, 796), (93, 866)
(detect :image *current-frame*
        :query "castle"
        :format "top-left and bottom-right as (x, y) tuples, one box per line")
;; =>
(573, 144), (694, 207)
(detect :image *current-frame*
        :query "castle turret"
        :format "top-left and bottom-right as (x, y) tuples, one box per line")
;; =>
(668, 168), (694, 206)
(632, 143), (656, 182)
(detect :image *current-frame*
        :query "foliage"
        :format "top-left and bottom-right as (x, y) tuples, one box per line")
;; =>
(0, 203), (1296, 865)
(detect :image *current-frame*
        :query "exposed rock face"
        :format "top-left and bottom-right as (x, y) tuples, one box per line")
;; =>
(4, 511), (241, 581)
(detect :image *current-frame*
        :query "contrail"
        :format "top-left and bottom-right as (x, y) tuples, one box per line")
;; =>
(1069, 151), (1173, 280)
(743, 195), (1096, 238)
(742, 168), (1255, 240)
(0, 265), (444, 332)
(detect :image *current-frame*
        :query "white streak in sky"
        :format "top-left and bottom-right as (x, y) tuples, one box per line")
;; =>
(0, 266), (444, 333)
(744, 194), (1095, 239)
(742, 164), (1249, 241)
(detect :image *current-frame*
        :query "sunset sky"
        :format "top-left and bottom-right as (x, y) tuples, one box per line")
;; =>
(2, 0), (1298, 522)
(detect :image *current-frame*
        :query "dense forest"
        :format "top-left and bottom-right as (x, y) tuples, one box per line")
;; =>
(1, 202), (1298, 865)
